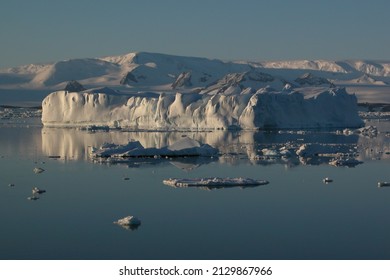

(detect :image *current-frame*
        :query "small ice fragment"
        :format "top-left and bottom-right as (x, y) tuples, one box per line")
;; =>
(32, 187), (46, 194)
(114, 216), (141, 230)
(323, 177), (333, 183)
(33, 167), (45, 174)
(378, 182), (390, 188)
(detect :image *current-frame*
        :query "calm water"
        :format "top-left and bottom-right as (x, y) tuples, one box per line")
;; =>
(1, 116), (390, 260)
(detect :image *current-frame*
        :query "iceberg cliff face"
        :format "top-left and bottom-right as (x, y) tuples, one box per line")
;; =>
(41, 87), (363, 130)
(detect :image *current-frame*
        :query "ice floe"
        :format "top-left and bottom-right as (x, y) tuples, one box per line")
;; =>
(296, 143), (355, 157)
(336, 125), (379, 138)
(0, 106), (42, 120)
(163, 177), (269, 189)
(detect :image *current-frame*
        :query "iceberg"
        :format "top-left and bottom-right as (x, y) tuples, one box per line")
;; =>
(41, 87), (363, 130)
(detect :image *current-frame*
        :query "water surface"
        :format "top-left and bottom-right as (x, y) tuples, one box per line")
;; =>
(1, 116), (390, 260)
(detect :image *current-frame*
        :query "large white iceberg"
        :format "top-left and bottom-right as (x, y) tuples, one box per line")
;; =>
(42, 87), (363, 130)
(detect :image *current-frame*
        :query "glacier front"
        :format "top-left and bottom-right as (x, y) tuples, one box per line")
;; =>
(41, 87), (363, 130)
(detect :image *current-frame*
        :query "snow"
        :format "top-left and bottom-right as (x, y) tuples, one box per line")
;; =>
(42, 86), (363, 130)
(90, 137), (218, 158)
(31, 58), (118, 86)
(1, 52), (390, 108)
(163, 177), (269, 188)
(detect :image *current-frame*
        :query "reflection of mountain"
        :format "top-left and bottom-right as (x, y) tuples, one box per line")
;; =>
(41, 126), (390, 168)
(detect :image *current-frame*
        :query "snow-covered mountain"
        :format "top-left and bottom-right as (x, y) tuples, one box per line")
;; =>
(1, 51), (390, 103)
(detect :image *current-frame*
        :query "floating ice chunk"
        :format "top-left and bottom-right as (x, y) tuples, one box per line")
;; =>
(33, 167), (45, 174)
(279, 148), (292, 158)
(32, 187), (46, 194)
(92, 141), (144, 157)
(378, 182), (390, 188)
(261, 148), (280, 157)
(323, 177), (333, 183)
(114, 216), (141, 230)
(163, 177), (269, 188)
(329, 157), (362, 167)
(356, 125), (378, 137)
(296, 144), (353, 157)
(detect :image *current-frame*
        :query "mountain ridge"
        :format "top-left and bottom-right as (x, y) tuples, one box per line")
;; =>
(1, 51), (390, 103)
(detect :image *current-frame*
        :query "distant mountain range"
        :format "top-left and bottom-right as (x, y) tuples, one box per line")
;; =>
(1, 52), (390, 103)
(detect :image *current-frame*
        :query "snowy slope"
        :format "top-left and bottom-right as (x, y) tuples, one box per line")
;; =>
(1, 51), (390, 104)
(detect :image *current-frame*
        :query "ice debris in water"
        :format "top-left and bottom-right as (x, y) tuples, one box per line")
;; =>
(114, 216), (141, 230)
(28, 187), (45, 201)
(336, 126), (378, 137)
(33, 167), (45, 174)
(32, 187), (46, 194)
(329, 157), (362, 167)
(323, 177), (333, 183)
(356, 126), (378, 138)
(163, 177), (269, 188)
(378, 182), (390, 188)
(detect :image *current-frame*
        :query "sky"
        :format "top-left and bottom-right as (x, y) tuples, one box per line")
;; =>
(1, 0), (390, 68)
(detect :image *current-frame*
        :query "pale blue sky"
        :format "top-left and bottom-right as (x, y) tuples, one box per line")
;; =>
(1, 0), (389, 68)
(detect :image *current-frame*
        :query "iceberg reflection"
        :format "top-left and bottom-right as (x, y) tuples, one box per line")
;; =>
(40, 124), (390, 169)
